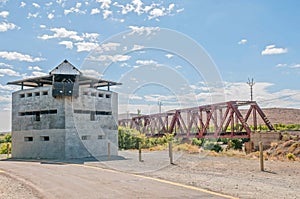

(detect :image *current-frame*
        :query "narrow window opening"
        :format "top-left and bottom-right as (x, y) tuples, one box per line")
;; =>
(35, 92), (40, 97)
(91, 92), (96, 97)
(40, 136), (50, 141)
(42, 91), (48, 95)
(35, 112), (40, 121)
(20, 94), (25, 98)
(24, 137), (33, 142)
(83, 92), (89, 96)
(81, 135), (90, 140)
(90, 111), (95, 121)
(27, 93), (32, 97)
(106, 94), (111, 98)
(98, 135), (104, 139)
(98, 93), (103, 98)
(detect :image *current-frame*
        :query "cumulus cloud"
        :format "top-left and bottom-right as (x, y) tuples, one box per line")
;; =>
(81, 69), (102, 78)
(0, 51), (45, 62)
(48, 13), (54, 19)
(0, 22), (18, 32)
(75, 42), (99, 52)
(102, 9), (112, 19)
(0, 68), (21, 76)
(91, 54), (131, 62)
(90, 8), (100, 15)
(32, 3), (40, 8)
(27, 12), (39, 18)
(38, 27), (83, 41)
(59, 41), (73, 49)
(97, 0), (112, 9)
(64, 2), (86, 15)
(290, 64), (300, 68)
(28, 66), (42, 71)
(128, 26), (160, 35)
(136, 60), (158, 66)
(165, 54), (173, 59)
(0, 62), (12, 68)
(0, 11), (9, 18)
(261, 45), (288, 55)
(20, 1), (26, 7)
(238, 39), (247, 45)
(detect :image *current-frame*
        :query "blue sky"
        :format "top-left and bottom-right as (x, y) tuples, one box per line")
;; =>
(0, 0), (300, 131)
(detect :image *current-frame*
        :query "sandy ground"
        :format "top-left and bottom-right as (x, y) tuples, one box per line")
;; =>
(1, 151), (299, 199)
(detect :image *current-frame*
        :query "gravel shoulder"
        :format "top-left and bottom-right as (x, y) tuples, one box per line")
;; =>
(92, 150), (300, 199)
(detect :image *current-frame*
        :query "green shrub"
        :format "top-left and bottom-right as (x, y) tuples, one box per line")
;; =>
(203, 141), (223, 152)
(191, 138), (202, 146)
(287, 153), (296, 161)
(228, 139), (243, 150)
(0, 143), (11, 154)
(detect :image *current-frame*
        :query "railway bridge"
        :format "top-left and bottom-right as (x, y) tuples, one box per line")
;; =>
(118, 101), (275, 138)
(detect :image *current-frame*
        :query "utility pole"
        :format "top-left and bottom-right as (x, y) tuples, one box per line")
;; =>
(247, 78), (255, 101)
(158, 100), (162, 113)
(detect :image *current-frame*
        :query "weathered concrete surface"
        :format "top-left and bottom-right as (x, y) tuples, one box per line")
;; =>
(11, 86), (118, 159)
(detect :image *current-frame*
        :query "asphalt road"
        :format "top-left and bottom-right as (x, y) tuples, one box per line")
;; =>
(0, 159), (235, 199)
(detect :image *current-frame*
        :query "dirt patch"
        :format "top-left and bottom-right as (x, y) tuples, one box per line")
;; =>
(0, 172), (42, 199)
(95, 150), (300, 199)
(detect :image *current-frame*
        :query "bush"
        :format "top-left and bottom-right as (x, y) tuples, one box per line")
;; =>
(191, 138), (202, 146)
(0, 143), (11, 154)
(228, 139), (243, 150)
(287, 153), (296, 161)
(203, 141), (223, 152)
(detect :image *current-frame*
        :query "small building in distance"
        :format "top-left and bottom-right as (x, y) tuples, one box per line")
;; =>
(8, 60), (121, 159)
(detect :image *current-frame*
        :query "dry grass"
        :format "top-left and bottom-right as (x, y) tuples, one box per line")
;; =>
(174, 143), (199, 154)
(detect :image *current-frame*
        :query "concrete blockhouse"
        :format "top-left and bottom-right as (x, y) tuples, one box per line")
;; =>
(8, 60), (120, 159)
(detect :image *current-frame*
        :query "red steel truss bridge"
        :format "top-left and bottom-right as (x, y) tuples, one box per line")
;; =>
(118, 101), (275, 138)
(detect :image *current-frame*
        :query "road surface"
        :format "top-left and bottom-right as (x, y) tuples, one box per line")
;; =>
(0, 159), (235, 199)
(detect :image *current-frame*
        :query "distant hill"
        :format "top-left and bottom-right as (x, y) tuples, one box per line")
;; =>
(240, 108), (300, 125)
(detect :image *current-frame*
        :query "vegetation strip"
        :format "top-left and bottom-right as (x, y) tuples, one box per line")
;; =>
(69, 163), (237, 199)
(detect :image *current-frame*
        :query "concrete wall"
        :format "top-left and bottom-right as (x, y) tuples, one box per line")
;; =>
(11, 85), (118, 159)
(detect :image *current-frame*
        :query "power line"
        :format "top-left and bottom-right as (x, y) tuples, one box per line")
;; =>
(247, 78), (255, 101)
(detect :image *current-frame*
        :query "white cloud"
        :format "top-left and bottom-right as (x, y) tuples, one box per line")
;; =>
(176, 8), (184, 13)
(0, 62), (12, 68)
(102, 9), (112, 19)
(165, 54), (173, 59)
(31, 71), (47, 77)
(81, 69), (102, 78)
(0, 22), (18, 32)
(0, 11), (9, 18)
(149, 8), (166, 20)
(136, 60), (158, 65)
(0, 68), (21, 76)
(261, 45), (288, 55)
(20, 2), (26, 7)
(0, 51), (45, 62)
(129, 94), (142, 100)
(97, 0), (112, 9)
(38, 27), (83, 41)
(0, 84), (18, 91)
(276, 63), (287, 67)
(59, 41), (73, 49)
(128, 26), (160, 35)
(64, 3), (86, 15)
(93, 54), (131, 62)
(131, 44), (144, 51)
(32, 3), (40, 8)
(90, 8), (100, 15)
(48, 13), (54, 19)
(75, 42), (99, 52)
(27, 12), (39, 18)
(82, 33), (99, 42)
(290, 64), (300, 68)
(28, 66), (42, 71)
(40, 24), (46, 29)
(238, 39), (247, 45)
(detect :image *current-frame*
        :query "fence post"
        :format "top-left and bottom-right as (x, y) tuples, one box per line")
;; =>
(169, 141), (173, 164)
(138, 141), (143, 162)
(259, 141), (264, 171)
